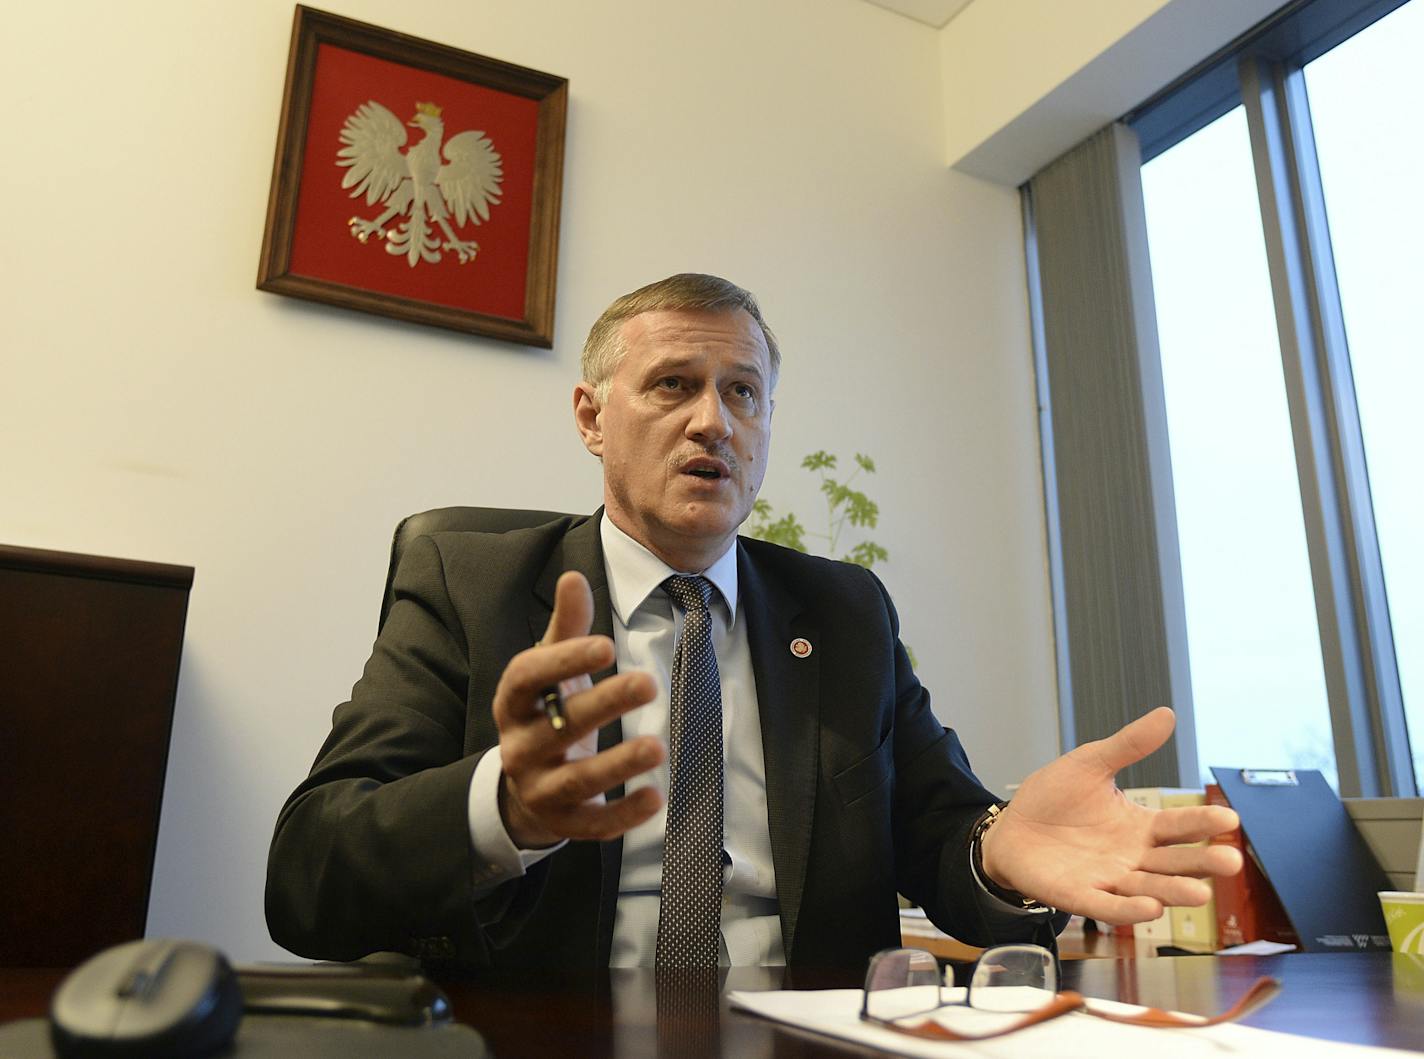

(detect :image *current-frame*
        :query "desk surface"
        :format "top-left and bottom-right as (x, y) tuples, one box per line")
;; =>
(4, 953), (1422, 1056)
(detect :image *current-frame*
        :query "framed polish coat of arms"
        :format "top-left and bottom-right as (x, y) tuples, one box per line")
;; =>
(257, 6), (567, 347)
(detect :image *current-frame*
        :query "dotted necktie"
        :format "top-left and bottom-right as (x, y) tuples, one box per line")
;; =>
(655, 575), (724, 969)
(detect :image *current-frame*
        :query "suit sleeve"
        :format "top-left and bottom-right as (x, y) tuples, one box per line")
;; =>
(872, 573), (1066, 948)
(265, 534), (544, 964)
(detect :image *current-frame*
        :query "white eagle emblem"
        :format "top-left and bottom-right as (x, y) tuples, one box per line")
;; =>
(337, 100), (503, 267)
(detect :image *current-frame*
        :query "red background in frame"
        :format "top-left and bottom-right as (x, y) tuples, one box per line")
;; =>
(287, 43), (539, 322)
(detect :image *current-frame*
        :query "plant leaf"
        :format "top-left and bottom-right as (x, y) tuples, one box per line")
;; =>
(762, 513), (808, 552)
(843, 540), (889, 568)
(844, 491), (879, 528)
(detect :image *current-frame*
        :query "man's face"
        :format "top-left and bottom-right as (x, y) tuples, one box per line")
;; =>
(575, 308), (774, 570)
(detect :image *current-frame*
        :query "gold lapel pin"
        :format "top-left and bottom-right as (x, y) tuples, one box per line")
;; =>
(789, 637), (812, 659)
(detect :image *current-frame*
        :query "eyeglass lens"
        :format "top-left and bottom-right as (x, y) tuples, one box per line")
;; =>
(968, 944), (1058, 1013)
(863, 949), (942, 1021)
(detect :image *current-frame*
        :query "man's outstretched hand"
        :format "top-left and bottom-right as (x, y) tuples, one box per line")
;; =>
(979, 707), (1243, 924)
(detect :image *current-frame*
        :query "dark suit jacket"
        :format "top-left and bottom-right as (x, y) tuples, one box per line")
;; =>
(266, 513), (1056, 969)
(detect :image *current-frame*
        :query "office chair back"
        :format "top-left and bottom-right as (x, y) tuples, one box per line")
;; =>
(379, 507), (573, 631)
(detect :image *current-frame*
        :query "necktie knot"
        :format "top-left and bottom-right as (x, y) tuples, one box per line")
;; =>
(663, 575), (714, 618)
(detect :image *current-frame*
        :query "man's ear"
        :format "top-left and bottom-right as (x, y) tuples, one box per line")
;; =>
(573, 382), (604, 456)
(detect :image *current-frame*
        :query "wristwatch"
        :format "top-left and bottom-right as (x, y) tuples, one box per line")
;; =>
(969, 801), (1042, 910)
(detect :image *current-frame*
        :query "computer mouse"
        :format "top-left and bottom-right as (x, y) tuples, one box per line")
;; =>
(49, 938), (243, 1058)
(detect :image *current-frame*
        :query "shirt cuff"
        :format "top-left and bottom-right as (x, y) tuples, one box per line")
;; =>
(467, 745), (565, 891)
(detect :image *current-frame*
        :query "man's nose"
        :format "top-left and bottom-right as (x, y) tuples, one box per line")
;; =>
(686, 388), (732, 442)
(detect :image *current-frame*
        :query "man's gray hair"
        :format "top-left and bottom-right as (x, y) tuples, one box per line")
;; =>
(580, 273), (781, 402)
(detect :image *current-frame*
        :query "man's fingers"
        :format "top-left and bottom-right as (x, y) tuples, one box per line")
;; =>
(1063, 891), (1164, 926)
(1150, 803), (1239, 845)
(497, 636), (615, 714)
(557, 671), (658, 741)
(1084, 706), (1176, 776)
(500, 760), (664, 848)
(1111, 870), (1213, 908)
(543, 570), (595, 645)
(519, 778), (664, 843)
(521, 736), (665, 812)
(557, 785), (665, 841)
(1140, 842), (1243, 879)
(502, 671), (657, 766)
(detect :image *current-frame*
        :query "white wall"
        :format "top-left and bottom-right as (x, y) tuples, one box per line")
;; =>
(1, 0), (1058, 960)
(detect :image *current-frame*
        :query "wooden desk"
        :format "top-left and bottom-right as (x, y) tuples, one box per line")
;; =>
(4, 953), (1423, 1055)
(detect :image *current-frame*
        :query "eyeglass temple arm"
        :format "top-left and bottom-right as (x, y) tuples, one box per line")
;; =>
(1086, 976), (1282, 1029)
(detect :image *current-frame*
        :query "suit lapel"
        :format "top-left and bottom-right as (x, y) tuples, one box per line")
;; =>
(738, 542), (820, 962)
(527, 510), (617, 681)
(528, 510), (624, 964)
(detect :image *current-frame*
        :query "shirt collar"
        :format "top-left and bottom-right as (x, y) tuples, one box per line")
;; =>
(600, 513), (739, 624)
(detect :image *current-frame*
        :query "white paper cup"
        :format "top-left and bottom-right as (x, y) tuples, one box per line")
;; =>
(1379, 892), (1424, 954)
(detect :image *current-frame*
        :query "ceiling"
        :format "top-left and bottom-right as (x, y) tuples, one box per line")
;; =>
(859, 0), (976, 30)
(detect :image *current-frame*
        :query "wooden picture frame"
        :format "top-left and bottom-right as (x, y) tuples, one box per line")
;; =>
(257, 6), (567, 347)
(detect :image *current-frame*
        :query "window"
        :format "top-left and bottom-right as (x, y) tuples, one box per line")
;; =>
(1126, 0), (1420, 795)
(1141, 108), (1338, 788)
(1304, 1), (1424, 786)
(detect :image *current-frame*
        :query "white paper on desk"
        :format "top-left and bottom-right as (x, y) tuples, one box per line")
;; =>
(1216, 940), (1298, 956)
(727, 987), (1418, 1058)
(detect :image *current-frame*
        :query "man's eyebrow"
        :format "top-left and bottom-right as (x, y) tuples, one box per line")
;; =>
(641, 354), (698, 375)
(640, 355), (766, 380)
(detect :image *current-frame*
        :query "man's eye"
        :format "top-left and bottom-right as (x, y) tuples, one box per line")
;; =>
(731, 383), (756, 401)
(656, 377), (682, 390)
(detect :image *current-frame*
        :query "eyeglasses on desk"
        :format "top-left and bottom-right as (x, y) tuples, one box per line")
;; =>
(861, 944), (1281, 1043)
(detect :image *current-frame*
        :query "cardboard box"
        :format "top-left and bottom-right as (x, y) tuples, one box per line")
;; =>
(1162, 789), (1217, 951)
(1121, 788), (1220, 950)
(1122, 787), (1174, 945)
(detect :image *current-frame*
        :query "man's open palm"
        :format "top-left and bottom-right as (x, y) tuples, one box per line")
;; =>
(980, 707), (1244, 924)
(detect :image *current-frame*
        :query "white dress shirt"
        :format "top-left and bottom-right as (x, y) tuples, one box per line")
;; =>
(465, 514), (784, 965)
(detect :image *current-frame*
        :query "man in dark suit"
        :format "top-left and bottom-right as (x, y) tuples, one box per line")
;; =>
(266, 274), (1241, 970)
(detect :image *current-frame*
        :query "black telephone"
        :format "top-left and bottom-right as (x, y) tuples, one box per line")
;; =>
(236, 959), (451, 1024)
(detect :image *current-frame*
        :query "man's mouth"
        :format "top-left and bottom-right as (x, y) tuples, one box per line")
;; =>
(681, 457), (731, 481)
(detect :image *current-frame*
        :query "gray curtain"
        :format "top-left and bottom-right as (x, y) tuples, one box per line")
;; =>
(1027, 122), (1197, 789)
